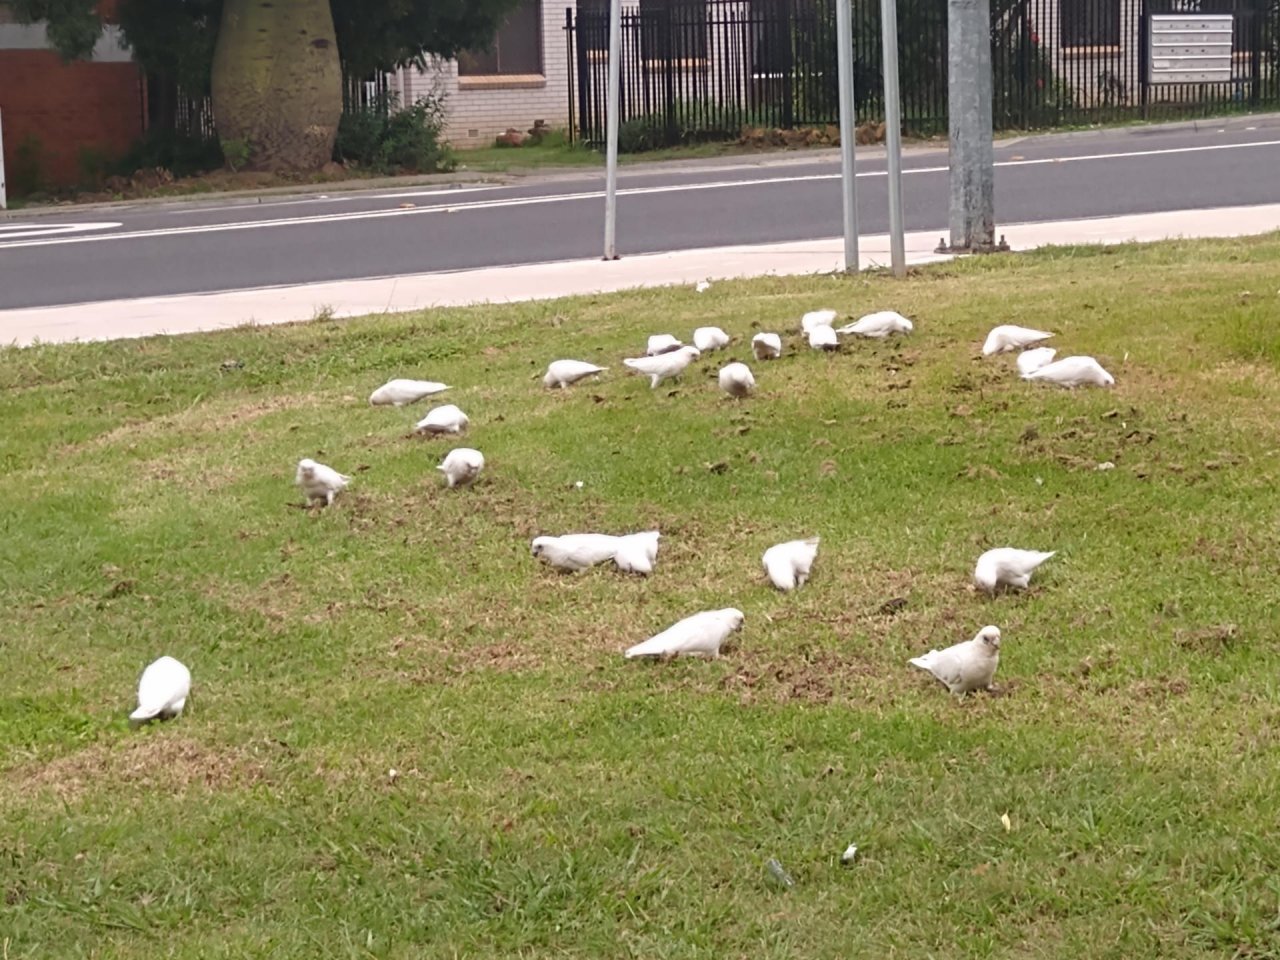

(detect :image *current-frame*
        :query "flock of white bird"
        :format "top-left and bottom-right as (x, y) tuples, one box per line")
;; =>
(129, 303), (1115, 721)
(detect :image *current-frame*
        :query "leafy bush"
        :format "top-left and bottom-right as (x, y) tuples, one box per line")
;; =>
(615, 115), (669, 154)
(335, 92), (455, 174)
(11, 136), (49, 197)
(614, 100), (782, 153)
(114, 127), (223, 179)
(220, 138), (251, 172)
(76, 146), (110, 190)
(335, 103), (386, 166)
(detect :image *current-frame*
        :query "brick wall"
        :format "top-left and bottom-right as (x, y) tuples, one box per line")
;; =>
(399, 0), (575, 147)
(0, 16), (143, 191)
(0, 51), (143, 189)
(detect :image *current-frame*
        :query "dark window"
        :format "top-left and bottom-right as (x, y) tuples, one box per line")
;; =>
(639, 0), (709, 62)
(458, 0), (543, 76)
(1060, 0), (1120, 47)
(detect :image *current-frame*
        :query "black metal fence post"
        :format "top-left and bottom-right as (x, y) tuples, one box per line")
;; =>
(565, 8), (578, 141)
(561, 0), (1280, 148)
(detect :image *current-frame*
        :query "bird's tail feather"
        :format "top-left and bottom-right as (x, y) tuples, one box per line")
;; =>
(625, 637), (668, 659)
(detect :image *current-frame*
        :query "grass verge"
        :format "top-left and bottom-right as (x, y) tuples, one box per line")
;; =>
(4, 236), (1280, 958)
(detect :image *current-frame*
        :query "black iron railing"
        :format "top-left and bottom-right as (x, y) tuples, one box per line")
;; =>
(566, 0), (1280, 147)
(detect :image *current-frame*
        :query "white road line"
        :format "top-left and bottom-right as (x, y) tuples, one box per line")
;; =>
(3, 139), (1278, 251)
(0, 221), (122, 240)
(363, 185), (516, 200)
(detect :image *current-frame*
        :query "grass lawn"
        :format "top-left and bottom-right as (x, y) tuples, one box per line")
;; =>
(4, 237), (1280, 958)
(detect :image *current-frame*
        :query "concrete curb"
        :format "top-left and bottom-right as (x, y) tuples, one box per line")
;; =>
(5, 203), (1278, 348)
(1000, 111), (1280, 148)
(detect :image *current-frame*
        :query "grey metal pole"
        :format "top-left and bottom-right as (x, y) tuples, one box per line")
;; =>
(880, 0), (906, 275)
(0, 108), (7, 211)
(835, 0), (859, 272)
(603, 0), (623, 260)
(947, 0), (995, 250)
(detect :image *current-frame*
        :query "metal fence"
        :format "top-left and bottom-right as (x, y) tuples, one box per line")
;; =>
(566, 0), (1280, 146)
(148, 68), (393, 142)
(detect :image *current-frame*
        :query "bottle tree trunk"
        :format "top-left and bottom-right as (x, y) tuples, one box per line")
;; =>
(210, 0), (342, 172)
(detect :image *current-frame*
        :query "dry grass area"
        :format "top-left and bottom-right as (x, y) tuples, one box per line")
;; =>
(3, 236), (1280, 958)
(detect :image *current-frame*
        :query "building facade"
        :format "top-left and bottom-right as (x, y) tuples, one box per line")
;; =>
(397, 0), (577, 147)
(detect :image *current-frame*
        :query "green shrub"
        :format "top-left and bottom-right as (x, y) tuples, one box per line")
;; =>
(219, 138), (251, 172)
(335, 105), (386, 166)
(616, 114), (668, 154)
(335, 91), (456, 174)
(613, 100), (781, 153)
(11, 135), (48, 198)
(114, 127), (223, 179)
(76, 145), (110, 190)
(378, 97), (453, 172)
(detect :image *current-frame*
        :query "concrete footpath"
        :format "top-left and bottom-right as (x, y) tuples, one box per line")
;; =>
(4, 202), (1279, 348)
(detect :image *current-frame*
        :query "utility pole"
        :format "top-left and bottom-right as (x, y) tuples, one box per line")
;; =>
(835, 0), (859, 271)
(945, 0), (998, 251)
(603, 0), (622, 260)
(880, 0), (906, 275)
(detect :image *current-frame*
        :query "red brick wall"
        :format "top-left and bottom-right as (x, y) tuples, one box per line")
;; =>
(0, 51), (144, 190)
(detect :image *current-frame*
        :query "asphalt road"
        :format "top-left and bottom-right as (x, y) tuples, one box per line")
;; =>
(3, 115), (1280, 310)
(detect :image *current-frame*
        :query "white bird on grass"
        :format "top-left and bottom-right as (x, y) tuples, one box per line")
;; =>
(414, 404), (469, 435)
(693, 326), (731, 352)
(1022, 355), (1115, 388)
(614, 530), (661, 575)
(837, 310), (913, 338)
(752, 332), (783, 361)
(718, 362), (756, 398)
(647, 334), (684, 356)
(369, 379), (449, 406)
(130, 656), (191, 723)
(762, 537), (820, 591)
(438, 448), (485, 488)
(624, 608), (745, 660)
(1015, 346), (1057, 377)
(695, 280), (712, 293)
(910, 625), (1001, 695)
(801, 309), (839, 335)
(808, 325), (840, 351)
(544, 360), (608, 389)
(296, 458), (351, 507)
(532, 533), (623, 572)
(982, 325), (1054, 356)
(974, 547), (1056, 593)
(623, 345), (701, 388)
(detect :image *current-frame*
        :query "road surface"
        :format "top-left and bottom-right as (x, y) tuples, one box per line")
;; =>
(2, 115), (1279, 310)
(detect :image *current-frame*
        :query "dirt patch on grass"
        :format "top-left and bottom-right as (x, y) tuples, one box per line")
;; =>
(66, 393), (329, 456)
(207, 573), (306, 632)
(392, 640), (546, 686)
(2, 735), (268, 807)
(720, 650), (877, 704)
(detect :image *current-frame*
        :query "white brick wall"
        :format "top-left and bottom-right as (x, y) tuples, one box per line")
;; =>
(397, 1), (577, 147)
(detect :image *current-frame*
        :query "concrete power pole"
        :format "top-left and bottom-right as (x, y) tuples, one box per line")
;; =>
(834, 0), (859, 272)
(945, 0), (1001, 252)
(603, 0), (623, 260)
(880, 0), (906, 276)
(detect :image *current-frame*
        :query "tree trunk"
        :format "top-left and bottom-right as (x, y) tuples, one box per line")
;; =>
(210, 0), (342, 172)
